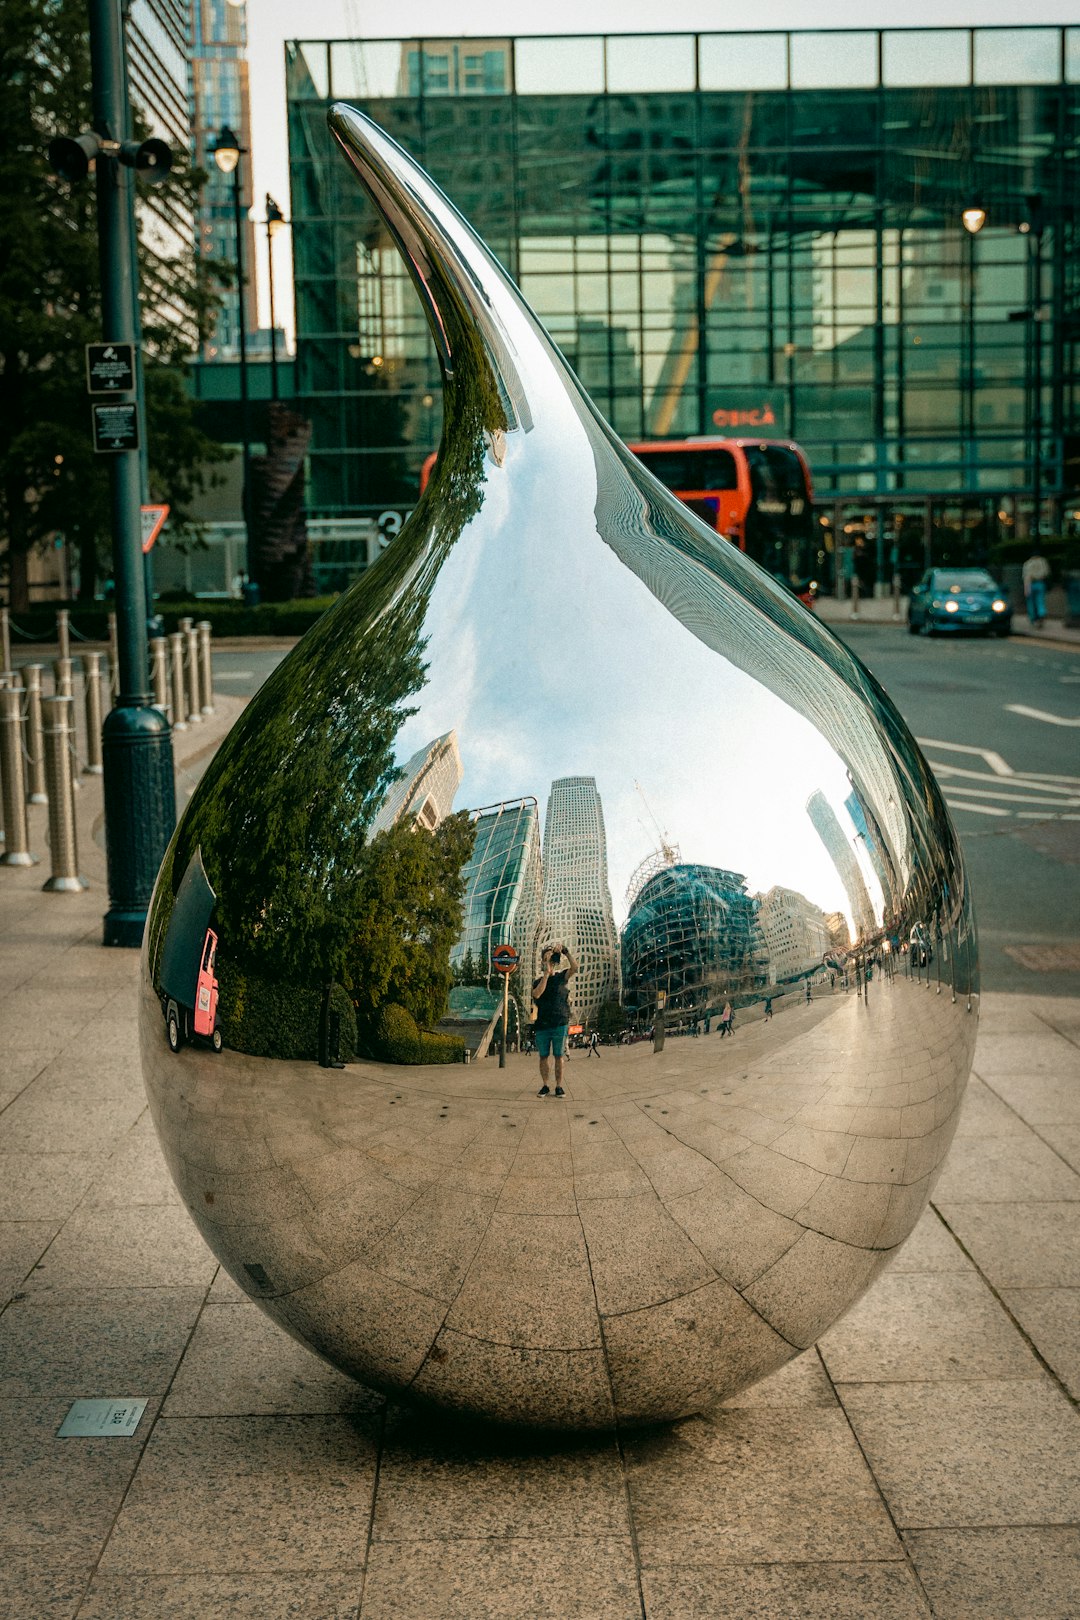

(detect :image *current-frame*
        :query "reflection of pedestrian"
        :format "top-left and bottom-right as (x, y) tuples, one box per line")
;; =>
(764, 997), (773, 1021)
(587, 1030), (601, 1058)
(805, 981), (813, 1004)
(1022, 550), (1051, 627)
(533, 943), (577, 1097)
(718, 1002), (733, 1038)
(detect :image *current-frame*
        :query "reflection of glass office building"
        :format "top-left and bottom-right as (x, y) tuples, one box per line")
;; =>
(806, 790), (877, 942)
(622, 863), (766, 1019)
(452, 799), (544, 985)
(542, 777), (619, 1024)
(371, 731), (462, 835)
(287, 28), (1080, 582)
(127, 1), (197, 343)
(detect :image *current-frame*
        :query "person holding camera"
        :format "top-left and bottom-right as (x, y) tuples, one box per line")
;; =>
(533, 942), (578, 1096)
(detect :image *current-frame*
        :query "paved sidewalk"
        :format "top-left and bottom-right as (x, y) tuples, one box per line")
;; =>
(1, 705), (1079, 1618)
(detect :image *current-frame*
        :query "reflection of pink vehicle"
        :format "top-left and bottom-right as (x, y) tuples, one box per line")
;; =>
(159, 848), (223, 1054)
(165, 927), (222, 1053)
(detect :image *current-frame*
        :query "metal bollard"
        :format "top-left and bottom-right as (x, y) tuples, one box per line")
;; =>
(82, 652), (105, 774)
(21, 665), (48, 804)
(57, 608), (71, 661)
(53, 657), (73, 699)
(0, 687), (38, 865)
(168, 633), (188, 730)
(107, 611), (119, 700)
(184, 624), (202, 725)
(197, 620), (215, 715)
(150, 637), (169, 712)
(0, 607), (10, 675)
(41, 695), (86, 892)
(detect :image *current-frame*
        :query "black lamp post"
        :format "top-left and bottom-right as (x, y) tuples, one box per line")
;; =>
(212, 125), (251, 572)
(265, 194), (286, 403)
(1020, 196), (1047, 540)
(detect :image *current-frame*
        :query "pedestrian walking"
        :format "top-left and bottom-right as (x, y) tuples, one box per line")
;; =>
(763, 996), (773, 1021)
(586, 1029), (601, 1058)
(1022, 549), (1051, 627)
(805, 981), (813, 1004)
(718, 1001), (733, 1038)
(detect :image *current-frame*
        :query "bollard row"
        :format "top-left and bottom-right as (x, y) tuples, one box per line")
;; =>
(41, 695), (86, 892)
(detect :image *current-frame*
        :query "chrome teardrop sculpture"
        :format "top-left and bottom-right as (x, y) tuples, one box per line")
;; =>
(140, 107), (978, 1429)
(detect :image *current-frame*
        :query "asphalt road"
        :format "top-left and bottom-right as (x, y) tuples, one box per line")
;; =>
(205, 630), (1080, 995)
(833, 625), (1080, 996)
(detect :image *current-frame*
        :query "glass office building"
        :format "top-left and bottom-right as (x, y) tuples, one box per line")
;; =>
(286, 28), (1080, 589)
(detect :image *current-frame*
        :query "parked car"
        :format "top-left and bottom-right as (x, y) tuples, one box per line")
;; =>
(158, 847), (223, 1053)
(907, 568), (1012, 636)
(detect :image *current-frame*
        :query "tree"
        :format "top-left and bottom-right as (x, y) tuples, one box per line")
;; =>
(0, 0), (226, 609)
(595, 998), (626, 1039)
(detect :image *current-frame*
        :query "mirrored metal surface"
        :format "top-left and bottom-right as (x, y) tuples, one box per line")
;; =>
(140, 106), (978, 1429)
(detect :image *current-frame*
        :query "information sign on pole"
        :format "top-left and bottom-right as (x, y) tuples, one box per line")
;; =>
(86, 342), (135, 393)
(491, 944), (519, 975)
(140, 503), (170, 554)
(92, 401), (139, 453)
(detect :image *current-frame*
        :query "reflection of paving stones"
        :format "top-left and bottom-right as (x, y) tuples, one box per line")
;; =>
(144, 973), (976, 1426)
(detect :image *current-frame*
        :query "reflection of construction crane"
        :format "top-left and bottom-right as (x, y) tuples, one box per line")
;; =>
(626, 782), (681, 911)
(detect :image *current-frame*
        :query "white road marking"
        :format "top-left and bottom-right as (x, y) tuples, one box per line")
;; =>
(932, 765), (1072, 795)
(917, 738), (1014, 776)
(1005, 704), (1080, 727)
(945, 800), (1009, 816)
(943, 783), (1080, 808)
(212, 670), (255, 680)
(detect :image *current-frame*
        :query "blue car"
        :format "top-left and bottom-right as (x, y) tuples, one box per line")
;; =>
(907, 568), (1012, 637)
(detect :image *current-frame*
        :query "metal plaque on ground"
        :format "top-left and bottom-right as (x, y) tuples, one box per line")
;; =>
(57, 1398), (148, 1438)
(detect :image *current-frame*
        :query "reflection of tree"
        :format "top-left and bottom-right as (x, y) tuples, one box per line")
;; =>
(149, 202), (511, 1057)
(344, 812), (476, 1049)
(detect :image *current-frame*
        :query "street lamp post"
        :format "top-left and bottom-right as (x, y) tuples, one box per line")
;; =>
(1020, 197), (1047, 540)
(265, 194), (286, 402)
(212, 126), (252, 575)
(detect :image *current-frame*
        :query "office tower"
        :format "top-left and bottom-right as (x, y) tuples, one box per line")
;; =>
(756, 885), (830, 985)
(190, 0), (258, 358)
(541, 777), (619, 1025)
(452, 799), (544, 984)
(127, 1), (197, 344)
(845, 784), (899, 921)
(371, 731), (462, 835)
(806, 790), (876, 942)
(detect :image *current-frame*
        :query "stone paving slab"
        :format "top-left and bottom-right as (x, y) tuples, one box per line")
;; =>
(1, 696), (1078, 1617)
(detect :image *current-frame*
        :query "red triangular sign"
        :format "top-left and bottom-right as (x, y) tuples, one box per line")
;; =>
(141, 503), (170, 554)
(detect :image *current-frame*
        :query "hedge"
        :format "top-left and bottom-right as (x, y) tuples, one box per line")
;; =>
(368, 1001), (465, 1066)
(216, 962), (357, 1062)
(6, 597), (335, 645)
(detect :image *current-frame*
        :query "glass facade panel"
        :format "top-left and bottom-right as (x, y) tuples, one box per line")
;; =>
(605, 35), (696, 93)
(974, 29), (1060, 85)
(514, 36), (604, 94)
(699, 33), (787, 91)
(882, 30), (969, 87)
(329, 41), (406, 99)
(790, 32), (878, 89)
(1067, 29), (1080, 83)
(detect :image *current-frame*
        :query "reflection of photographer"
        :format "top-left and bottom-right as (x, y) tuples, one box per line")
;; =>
(533, 942), (578, 1097)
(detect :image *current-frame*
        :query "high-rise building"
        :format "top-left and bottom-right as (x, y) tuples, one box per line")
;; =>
(844, 785), (899, 922)
(824, 912), (851, 955)
(806, 790), (877, 943)
(541, 777), (619, 1025)
(371, 731), (462, 835)
(622, 864), (767, 1020)
(126, 0), (197, 344)
(452, 799), (544, 986)
(287, 26), (1079, 565)
(756, 886), (830, 985)
(190, 0), (258, 358)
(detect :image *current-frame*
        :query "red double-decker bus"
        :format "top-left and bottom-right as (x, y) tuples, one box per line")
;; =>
(627, 437), (817, 585)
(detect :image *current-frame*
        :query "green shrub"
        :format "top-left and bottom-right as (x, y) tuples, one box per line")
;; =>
(366, 1001), (463, 1065)
(4, 597), (336, 645)
(216, 961), (357, 1062)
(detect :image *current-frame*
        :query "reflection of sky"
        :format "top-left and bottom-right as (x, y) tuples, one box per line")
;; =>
(390, 423), (862, 930)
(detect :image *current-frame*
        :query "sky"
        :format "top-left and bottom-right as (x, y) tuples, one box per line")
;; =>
(246, 0), (1077, 333)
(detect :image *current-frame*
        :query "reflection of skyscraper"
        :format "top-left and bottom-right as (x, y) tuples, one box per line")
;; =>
(824, 912), (851, 954)
(806, 790), (876, 942)
(845, 785), (898, 920)
(371, 731), (462, 835)
(756, 886), (830, 985)
(452, 799), (544, 985)
(542, 777), (619, 1024)
(622, 864), (766, 1018)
